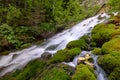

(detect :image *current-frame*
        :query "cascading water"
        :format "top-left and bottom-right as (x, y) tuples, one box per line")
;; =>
(0, 13), (109, 77)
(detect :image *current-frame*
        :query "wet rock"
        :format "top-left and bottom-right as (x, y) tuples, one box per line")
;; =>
(84, 61), (94, 67)
(78, 54), (94, 67)
(40, 52), (52, 61)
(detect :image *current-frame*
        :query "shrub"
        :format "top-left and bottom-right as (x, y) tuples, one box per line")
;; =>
(40, 23), (56, 32)
(92, 48), (102, 55)
(49, 48), (81, 63)
(72, 64), (96, 80)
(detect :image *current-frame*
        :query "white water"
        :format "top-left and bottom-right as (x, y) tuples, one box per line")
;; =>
(64, 51), (108, 80)
(0, 13), (109, 77)
(91, 54), (108, 80)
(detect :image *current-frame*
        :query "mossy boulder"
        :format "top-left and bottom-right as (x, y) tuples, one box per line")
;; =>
(92, 48), (102, 55)
(66, 36), (88, 50)
(102, 38), (120, 54)
(49, 48), (81, 63)
(109, 67), (120, 80)
(98, 52), (120, 79)
(36, 64), (73, 80)
(72, 64), (96, 80)
(91, 23), (120, 47)
(0, 59), (47, 80)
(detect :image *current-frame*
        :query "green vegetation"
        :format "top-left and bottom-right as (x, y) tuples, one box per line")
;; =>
(102, 38), (120, 54)
(66, 35), (88, 50)
(91, 22), (120, 47)
(91, 13), (120, 80)
(36, 64), (71, 80)
(72, 64), (96, 80)
(0, 0), (100, 55)
(0, 59), (47, 80)
(107, 0), (120, 12)
(49, 48), (81, 63)
(92, 48), (102, 55)
(98, 52), (120, 80)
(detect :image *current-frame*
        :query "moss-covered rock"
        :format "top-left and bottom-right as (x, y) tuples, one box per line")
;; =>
(49, 48), (81, 63)
(0, 59), (47, 80)
(91, 23), (117, 47)
(36, 64), (73, 80)
(66, 36), (88, 50)
(109, 67), (120, 80)
(102, 38), (120, 54)
(72, 64), (96, 80)
(92, 48), (102, 55)
(98, 52), (120, 77)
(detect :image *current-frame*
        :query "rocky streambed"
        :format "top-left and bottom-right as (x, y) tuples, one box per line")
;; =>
(1, 12), (120, 80)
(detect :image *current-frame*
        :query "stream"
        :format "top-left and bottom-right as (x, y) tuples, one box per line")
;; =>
(0, 13), (109, 79)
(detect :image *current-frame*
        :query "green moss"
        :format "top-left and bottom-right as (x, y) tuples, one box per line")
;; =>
(66, 36), (88, 50)
(102, 38), (120, 54)
(92, 48), (102, 55)
(36, 64), (71, 80)
(0, 59), (47, 80)
(90, 42), (97, 47)
(109, 67), (120, 80)
(72, 64), (96, 80)
(49, 48), (81, 63)
(91, 23), (118, 47)
(98, 52), (120, 75)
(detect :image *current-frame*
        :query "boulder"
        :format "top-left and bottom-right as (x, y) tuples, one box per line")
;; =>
(77, 54), (94, 67)
(84, 61), (94, 68)
(40, 52), (52, 61)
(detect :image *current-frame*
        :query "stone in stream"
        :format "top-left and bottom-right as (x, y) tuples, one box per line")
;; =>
(77, 54), (94, 67)
(40, 52), (52, 61)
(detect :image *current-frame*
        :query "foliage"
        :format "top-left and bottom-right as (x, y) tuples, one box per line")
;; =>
(40, 22), (56, 32)
(7, 5), (21, 24)
(72, 64), (96, 80)
(0, 24), (23, 50)
(49, 48), (81, 63)
(107, 0), (120, 12)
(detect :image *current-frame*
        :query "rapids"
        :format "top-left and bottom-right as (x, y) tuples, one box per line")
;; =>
(0, 13), (109, 78)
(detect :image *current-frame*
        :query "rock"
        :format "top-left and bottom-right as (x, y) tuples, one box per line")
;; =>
(85, 54), (91, 60)
(78, 57), (85, 63)
(40, 52), (52, 61)
(84, 61), (94, 68)
(77, 54), (93, 67)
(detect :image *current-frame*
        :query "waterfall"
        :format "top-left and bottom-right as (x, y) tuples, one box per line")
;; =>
(0, 13), (109, 77)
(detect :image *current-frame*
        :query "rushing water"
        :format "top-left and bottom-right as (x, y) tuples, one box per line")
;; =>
(64, 51), (108, 80)
(0, 13), (109, 77)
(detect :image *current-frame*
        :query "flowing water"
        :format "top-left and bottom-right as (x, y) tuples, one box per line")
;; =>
(64, 51), (108, 80)
(0, 13), (109, 78)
